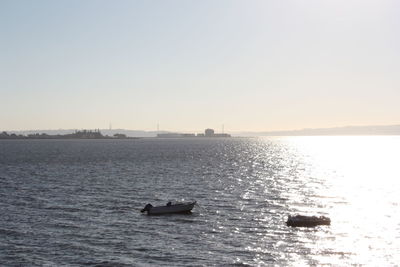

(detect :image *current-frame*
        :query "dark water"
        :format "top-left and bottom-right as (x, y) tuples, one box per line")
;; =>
(1, 137), (399, 266)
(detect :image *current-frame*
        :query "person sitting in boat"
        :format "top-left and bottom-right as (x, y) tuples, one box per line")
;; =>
(166, 201), (172, 206)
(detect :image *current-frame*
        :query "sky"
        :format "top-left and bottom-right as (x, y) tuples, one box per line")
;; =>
(1, 0), (399, 132)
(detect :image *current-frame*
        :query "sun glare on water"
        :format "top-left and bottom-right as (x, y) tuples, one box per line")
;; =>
(282, 136), (400, 266)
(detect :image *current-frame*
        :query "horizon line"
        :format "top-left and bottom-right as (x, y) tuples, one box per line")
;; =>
(3, 123), (400, 134)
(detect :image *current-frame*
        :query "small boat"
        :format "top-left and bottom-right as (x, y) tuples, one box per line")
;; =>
(286, 214), (331, 227)
(141, 201), (196, 215)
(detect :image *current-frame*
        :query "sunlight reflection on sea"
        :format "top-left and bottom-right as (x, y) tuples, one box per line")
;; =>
(280, 136), (400, 266)
(0, 137), (399, 266)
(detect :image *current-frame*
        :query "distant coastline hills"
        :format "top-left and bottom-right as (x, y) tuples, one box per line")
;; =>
(237, 124), (400, 136)
(1, 124), (400, 138)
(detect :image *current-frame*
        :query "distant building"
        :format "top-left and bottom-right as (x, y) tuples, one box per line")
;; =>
(204, 128), (230, 138)
(205, 128), (214, 137)
(181, 133), (196, 137)
(157, 133), (183, 138)
(156, 128), (230, 138)
(157, 133), (195, 138)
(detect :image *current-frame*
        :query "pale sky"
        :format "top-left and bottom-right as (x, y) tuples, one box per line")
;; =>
(1, 0), (399, 132)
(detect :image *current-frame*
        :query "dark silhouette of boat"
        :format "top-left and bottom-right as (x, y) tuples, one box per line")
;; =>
(141, 201), (196, 215)
(286, 215), (331, 227)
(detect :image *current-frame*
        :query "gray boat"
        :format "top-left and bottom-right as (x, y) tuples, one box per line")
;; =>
(141, 201), (196, 215)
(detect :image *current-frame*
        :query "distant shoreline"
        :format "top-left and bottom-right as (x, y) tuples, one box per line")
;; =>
(2, 124), (400, 138)
(0, 130), (139, 140)
(233, 124), (400, 137)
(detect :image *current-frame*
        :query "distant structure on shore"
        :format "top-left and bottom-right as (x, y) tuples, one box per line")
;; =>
(204, 128), (230, 137)
(0, 130), (133, 139)
(157, 128), (231, 138)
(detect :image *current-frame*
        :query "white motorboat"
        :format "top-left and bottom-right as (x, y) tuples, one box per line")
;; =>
(141, 201), (196, 215)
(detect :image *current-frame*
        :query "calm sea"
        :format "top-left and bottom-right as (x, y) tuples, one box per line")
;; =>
(1, 137), (399, 266)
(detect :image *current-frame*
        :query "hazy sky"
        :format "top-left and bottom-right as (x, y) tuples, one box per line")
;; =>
(1, 0), (399, 132)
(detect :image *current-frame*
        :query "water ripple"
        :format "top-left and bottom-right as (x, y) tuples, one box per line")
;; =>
(1, 137), (399, 266)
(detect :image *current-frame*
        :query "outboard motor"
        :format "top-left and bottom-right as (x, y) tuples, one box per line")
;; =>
(141, 203), (153, 213)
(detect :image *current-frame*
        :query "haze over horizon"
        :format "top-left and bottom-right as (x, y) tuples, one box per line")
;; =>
(1, 0), (399, 132)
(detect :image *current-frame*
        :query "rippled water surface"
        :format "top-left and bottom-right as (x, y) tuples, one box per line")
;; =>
(1, 137), (399, 266)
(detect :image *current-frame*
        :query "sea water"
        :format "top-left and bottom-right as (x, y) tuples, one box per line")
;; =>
(1, 137), (399, 266)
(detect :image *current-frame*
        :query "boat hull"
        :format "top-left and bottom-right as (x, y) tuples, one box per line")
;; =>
(286, 215), (331, 227)
(145, 202), (196, 215)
